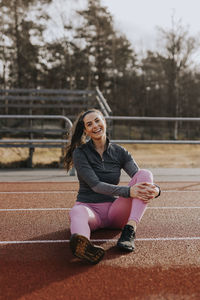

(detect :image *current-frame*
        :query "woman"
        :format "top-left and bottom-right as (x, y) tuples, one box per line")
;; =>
(64, 109), (160, 264)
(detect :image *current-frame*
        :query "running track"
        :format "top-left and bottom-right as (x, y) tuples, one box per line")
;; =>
(0, 181), (200, 300)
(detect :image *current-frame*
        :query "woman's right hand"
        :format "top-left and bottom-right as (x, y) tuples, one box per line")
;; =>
(130, 182), (158, 203)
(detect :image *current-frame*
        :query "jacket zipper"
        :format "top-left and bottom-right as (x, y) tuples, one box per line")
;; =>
(101, 155), (105, 169)
(101, 157), (105, 169)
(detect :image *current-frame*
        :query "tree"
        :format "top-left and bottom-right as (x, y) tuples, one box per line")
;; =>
(39, 38), (90, 90)
(75, 0), (138, 114)
(0, 0), (52, 88)
(75, 0), (115, 90)
(140, 51), (168, 116)
(157, 17), (196, 118)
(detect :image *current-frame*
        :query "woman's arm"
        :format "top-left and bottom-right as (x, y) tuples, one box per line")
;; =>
(73, 148), (161, 200)
(123, 159), (139, 177)
(123, 160), (161, 202)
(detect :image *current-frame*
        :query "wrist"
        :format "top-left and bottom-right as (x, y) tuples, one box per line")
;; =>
(128, 186), (131, 197)
(129, 186), (135, 198)
(154, 185), (161, 198)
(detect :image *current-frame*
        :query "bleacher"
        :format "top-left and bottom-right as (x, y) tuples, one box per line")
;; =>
(0, 87), (112, 167)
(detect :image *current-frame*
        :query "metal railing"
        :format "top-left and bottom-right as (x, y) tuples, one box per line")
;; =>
(1, 115), (200, 145)
(0, 115), (72, 147)
(0, 115), (200, 147)
(105, 116), (200, 144)
(0, 114), (72, 125)
(96, 87), (112, 117)
(105, 116), (200, 121)
(0, 115), (73, 169)
(0, 115), (199, 172)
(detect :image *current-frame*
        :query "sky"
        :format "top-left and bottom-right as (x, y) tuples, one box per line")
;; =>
(101, 0), (200, 54)
(46, 0), (200, 63)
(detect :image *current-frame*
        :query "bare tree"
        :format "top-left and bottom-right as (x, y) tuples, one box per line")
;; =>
(157, 17), (196, 118)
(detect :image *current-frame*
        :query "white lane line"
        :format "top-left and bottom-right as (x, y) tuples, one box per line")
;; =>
(0, 206), (200, 212)
(0, 190), (199, 194)
(0, 191), (76, 194)
(148, 207), (200, 209)
(162, 190), (200, 193)
(0, 208), (71, 211)
(0, 237), (200, 245)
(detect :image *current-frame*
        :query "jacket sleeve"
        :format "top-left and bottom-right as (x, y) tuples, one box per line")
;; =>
(119, 146), (139, 177)
(123, 159), (139, 178)
(73, 148), (131, 197)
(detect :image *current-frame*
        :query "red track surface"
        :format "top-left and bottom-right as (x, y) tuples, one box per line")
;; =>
(0, 181), (200, 300)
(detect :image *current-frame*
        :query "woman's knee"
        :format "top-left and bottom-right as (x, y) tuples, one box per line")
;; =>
(137, 169), (153, 180)
(69, 205), (88, 220)
(131, 169), (153, 184)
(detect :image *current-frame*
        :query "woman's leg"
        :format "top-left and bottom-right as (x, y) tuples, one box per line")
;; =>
(108, 169), (153, 252)
(108, 169), (153, 229)
(69, 203), (105, 264)
(69, 203), (101, 239)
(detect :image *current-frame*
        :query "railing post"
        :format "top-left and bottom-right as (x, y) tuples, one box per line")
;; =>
(174, 121), (178, 140)
(27, 147), (34, 168)
(29, 91), (34, 168)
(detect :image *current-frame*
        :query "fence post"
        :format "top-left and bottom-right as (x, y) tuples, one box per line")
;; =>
(27, 148), (34, 168)
(28, 92), (34, 168)
(174, 121), (178, 140)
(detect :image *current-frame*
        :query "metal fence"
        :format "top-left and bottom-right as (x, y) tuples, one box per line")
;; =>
(0, 115), (199, 171)
(0, 115), (72, 146)
(1, 115), (200, 145)
(0, 115), (72, 169)
(105, 116), (200, 144)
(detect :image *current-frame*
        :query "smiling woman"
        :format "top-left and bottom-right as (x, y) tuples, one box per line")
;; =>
(64, 109), (160, 264)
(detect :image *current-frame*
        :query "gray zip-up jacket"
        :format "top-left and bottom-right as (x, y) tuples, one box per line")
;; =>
(73, 138), (139, 203)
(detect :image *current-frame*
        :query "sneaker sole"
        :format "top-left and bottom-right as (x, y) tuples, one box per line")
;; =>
(117, 242), (135, 252)
(70, 234), (105, 264)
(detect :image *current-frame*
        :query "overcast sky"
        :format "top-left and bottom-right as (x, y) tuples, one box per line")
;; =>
(101, 0), (200, 53)
(46, 0), (200, 64)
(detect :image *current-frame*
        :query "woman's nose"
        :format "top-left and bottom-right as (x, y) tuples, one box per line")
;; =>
(93, 122), (98, 128)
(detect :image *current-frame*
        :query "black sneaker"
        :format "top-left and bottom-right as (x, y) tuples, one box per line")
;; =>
(70, 234), (105, 264)
(117, 225), (135, 252)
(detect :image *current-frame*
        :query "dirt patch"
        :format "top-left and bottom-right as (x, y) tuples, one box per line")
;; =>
(0, 144), (199, 168)
(0, 148), (62, 168)
(122, 144), (200, 168)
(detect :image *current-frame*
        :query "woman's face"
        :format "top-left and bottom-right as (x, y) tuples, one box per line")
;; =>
(83, 111), (106, 141)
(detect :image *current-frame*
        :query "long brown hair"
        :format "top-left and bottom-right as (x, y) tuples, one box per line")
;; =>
(64, 109), (103, 171)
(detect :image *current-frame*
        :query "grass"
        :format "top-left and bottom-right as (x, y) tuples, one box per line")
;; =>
(122, 144), (200, 168)
(0, 148), (63, 168)
(0, 144), (200, 168)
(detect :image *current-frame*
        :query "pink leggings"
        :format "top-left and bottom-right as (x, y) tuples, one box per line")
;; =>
(69, 169), (153, 239)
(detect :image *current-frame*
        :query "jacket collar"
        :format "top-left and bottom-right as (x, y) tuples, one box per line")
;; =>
(87, 137), (110, 152)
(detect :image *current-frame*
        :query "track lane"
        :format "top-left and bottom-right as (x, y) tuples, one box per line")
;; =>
(1, 181), (200, 192)
(0, 209), (199, 241)
(0, 181), (200, 300)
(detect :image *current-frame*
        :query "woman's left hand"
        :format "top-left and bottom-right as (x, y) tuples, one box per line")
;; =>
(130, 182), (159, 204)
(142, 184), (159, 203)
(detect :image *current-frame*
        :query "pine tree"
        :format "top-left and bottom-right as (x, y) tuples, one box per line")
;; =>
(75, 0), (138, 114)
(0, 0), (52, 88)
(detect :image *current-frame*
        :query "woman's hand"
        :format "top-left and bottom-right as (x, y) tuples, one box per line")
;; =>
(130, 182), (159, 203)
